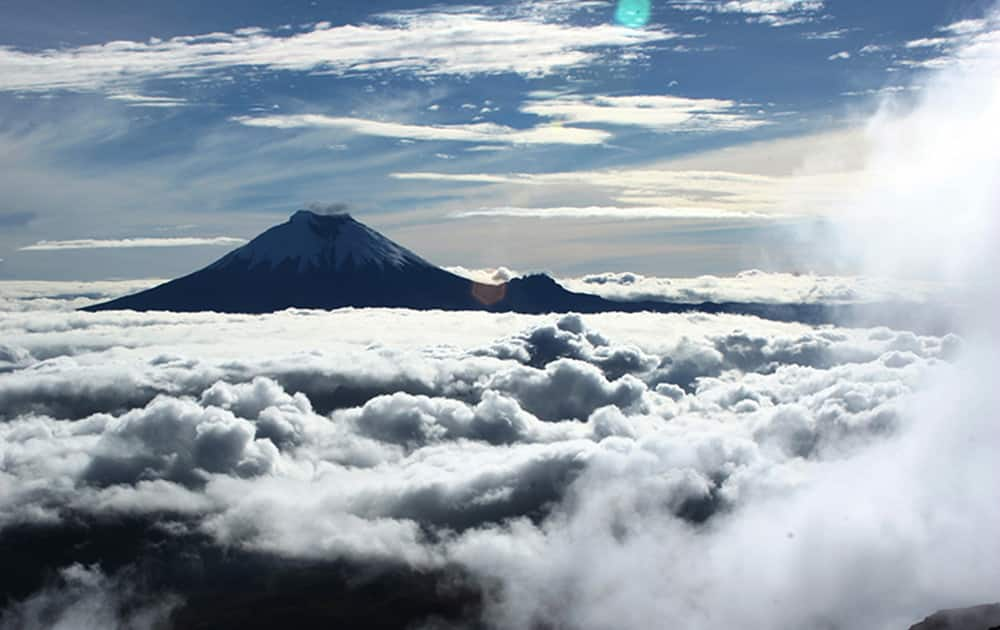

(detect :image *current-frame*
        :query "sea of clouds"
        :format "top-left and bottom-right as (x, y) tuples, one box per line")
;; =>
(445, 266), (954, 306)
(0, 300), (983, 629)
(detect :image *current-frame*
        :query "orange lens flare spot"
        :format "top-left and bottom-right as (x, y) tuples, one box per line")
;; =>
(471, 282), (507, 306)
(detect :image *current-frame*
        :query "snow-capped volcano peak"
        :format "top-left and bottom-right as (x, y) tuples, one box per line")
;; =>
(215, 210), (432, 273)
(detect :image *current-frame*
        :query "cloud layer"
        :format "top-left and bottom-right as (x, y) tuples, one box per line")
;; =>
(0, 294), (985, 629)
(231, 91), (768, 147)
(394, 166), (859, 218)
(554, 270), (947, 305)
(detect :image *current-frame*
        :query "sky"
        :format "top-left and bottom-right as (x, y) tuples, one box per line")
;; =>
(0, 0), (995, 280)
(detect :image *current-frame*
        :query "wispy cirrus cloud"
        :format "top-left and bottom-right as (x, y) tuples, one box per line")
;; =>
(941, 18), (993, 35)
(519, 94), (769, 132)
(393, 163), (858, 219)
(451, 205), (778, 220)
(19, 237), (246, 251)
(905, 37), (951, 49)
(669, 0), (824, 26)
(231, 114), (611, 146)
(393, 168), (781, 189)
(106, 93), (188, 108)
(840, 85), (915, 98)
(670, 0), (823, 13)
(802, 28), (850, 40)
(0, 7), (679, 95)
(233, 93), (766, 146)
(745, 14), (813, 27)
(895, 16), (1000, 69)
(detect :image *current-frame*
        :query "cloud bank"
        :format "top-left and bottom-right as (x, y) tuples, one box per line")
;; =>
(0, 298), (980, 629)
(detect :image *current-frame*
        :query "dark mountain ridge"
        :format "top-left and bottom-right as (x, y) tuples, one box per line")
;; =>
(84, 210), (950, 333)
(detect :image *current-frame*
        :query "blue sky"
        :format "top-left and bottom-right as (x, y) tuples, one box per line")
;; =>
(0, 0), (993, 279)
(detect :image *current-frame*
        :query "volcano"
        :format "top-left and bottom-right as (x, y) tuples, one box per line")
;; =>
(84, 209), (948, 333)
(85, 210), (610, 314)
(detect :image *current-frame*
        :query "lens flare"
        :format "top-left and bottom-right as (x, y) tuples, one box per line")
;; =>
(470, 281), (507, 306)
(615, 0), (652, 28)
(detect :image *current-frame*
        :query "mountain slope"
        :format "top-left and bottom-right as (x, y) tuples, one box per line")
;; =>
(908, 604), (1000, 630)
(86, 211), (486, 313)
(210, 210), (433, 274)
(84, 209), (950, 334)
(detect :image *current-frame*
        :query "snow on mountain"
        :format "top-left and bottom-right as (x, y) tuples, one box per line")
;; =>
(214, 210), (431, 273)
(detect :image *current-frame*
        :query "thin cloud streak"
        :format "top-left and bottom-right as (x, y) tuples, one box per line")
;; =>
(19, 237), (247, 251)
(106, 93), (188, 107)
(394, 166), (860, 217)
(520, 94), (770, 132)
(238, 93), (765, 146)
(452, 205), (780, 220)
(895, 16), (1000, 69)
(232, 114), (612, 145)
(668, 0), (824, 15)
(667, 0), (826, 27)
